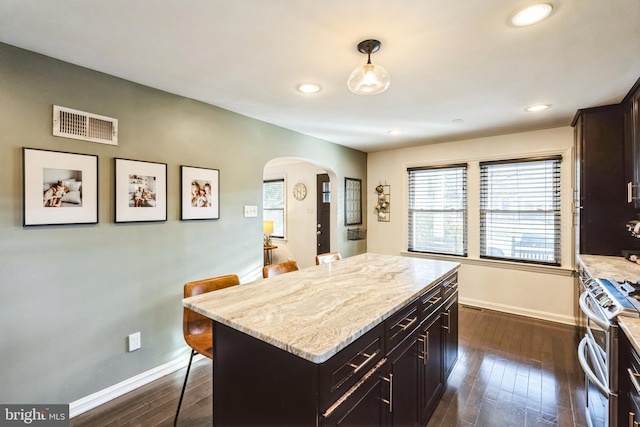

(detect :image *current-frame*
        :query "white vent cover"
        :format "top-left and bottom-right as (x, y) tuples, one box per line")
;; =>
(53, 105), (118, 145)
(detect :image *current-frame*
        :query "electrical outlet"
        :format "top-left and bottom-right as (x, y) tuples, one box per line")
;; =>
(243, 205), (258, 217)
(128, 332), (141, 352)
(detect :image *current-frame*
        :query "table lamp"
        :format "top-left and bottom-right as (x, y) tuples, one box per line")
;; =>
(263, 220), (274, 246)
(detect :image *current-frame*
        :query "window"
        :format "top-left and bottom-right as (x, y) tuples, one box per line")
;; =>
(480, 157), (561, 265)
(263, 179), (285, 238)
(408, 165), (467, 256)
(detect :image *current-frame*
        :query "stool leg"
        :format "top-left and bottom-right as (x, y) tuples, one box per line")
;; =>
(174, 349), (196, 426)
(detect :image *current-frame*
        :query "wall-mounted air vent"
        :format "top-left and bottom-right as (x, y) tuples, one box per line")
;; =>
(53, 105), (118, 145)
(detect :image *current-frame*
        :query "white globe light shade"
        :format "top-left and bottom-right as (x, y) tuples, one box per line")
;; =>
(347, 63), (390, 95)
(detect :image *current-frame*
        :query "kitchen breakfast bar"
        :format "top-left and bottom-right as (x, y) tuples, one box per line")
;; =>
(183, 253), (460, 426)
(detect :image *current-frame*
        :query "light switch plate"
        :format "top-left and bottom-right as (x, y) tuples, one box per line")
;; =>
(244, 205), (258, 217)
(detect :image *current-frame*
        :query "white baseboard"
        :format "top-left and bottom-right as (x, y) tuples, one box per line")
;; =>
(69, 353), (204, 418)
(459, 297), (576, 326)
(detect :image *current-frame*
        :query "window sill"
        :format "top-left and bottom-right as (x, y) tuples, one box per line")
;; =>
(400, 251), (574, 277)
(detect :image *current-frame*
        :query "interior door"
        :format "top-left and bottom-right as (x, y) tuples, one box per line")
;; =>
(317, 173), (331, 255)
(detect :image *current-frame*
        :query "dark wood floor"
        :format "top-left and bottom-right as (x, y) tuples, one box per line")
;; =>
(71, 306), (586, 427)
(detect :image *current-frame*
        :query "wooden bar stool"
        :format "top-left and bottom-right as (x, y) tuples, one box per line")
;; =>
(174, 274), (240, 426)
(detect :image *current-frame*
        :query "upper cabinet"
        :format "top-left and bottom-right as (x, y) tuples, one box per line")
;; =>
(573, 76), (640, 255)
(626, 82), (640, 207)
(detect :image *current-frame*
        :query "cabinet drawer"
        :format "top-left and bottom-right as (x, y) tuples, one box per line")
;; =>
(419, 285), (443, 319)
(319, 323), (385, 410)
(386, 298), (420, 352)
(441, 272), (458, 300)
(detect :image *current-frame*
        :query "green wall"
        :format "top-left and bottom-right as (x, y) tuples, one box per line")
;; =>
(0, 43), (367, 404)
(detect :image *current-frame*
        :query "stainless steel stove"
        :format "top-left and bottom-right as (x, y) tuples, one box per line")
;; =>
(578, 276), (640, 427)
(584, 277), (640, 320)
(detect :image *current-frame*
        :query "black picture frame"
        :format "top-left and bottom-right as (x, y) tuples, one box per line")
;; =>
(345, 177), (362, 226)
(115, 158), (167, 223)
(23, 147), (98, 226)
(180, 165), (220, 220)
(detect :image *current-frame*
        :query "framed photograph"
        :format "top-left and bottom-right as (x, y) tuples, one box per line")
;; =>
(345, 177), (362, 225)
(115, 158), (167, 223)
(23, 147), (98, 226)
(180, 166), (220, 220)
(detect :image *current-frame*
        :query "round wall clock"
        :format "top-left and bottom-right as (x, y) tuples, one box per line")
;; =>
(293, 182), (307, 201)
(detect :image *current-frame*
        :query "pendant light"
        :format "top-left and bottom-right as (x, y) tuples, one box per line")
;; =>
(347, 39), (390, 95)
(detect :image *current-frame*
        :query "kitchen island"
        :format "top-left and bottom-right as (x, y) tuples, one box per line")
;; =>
(184, 253), (460, 426)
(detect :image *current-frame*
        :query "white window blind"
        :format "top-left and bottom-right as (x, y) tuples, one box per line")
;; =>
(480, 157), (561, 265)
(408, 165), (467, 256)
(263, 179), (285, 238)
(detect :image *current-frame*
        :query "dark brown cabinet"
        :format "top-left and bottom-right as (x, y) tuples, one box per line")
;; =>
(626, 84), (640, 209)
(618, 329), (640, 426)
(419, 313), (444, 426)
(212, 271), (459, 427)
(386, 330), (421, 427)
(573, 104), (629, 255)
(443, 292), (459, 379)
(573, 75), (640, 255)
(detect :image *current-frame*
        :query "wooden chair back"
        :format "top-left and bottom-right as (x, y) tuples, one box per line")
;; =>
(262, 260), (299, 278)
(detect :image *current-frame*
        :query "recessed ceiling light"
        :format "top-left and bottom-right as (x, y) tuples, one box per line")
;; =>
(526, 104), (551, 112)
(451, 118), (464, 124)
(512, 4), (553, 26)
(297, 83), (321, 94)
(388, 129), (403, 136)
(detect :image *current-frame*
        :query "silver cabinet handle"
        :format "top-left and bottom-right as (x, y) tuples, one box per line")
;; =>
(442, 310), (451, 332)
(417, 332), (430, 364)
(629, 182), (638, 203)
(628, 368), (640, 394)
(347, 350), (379, 375)
(323, 358), (386, 419)
(397, 316), (417, 331)
(382, 373), (393, 413)
(427, 296), (442, 305)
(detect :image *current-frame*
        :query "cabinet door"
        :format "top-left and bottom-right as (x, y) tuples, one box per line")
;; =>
(418, 313), (444, 426)
(321, 367), (386, 427)
(386, 333), (420, 427)
(633, 90), (640, 209)
(442, 293), (459, 379)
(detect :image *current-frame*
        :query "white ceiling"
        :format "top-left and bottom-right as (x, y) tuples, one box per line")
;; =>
(1, 0), (639, 153)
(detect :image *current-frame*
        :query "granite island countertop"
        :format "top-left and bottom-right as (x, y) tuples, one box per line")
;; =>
(578, 254), (640, 356)
(183, 253), (459, 364)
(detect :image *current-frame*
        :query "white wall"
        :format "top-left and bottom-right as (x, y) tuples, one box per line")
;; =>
(367, 127), (576, 325)
(264, 159), (328, 268)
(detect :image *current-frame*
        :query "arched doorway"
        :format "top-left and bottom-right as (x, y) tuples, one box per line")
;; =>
(263, 158), (338, 268)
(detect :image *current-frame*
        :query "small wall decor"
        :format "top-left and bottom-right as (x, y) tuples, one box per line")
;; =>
(23, 147), (98, 226)
(180, 165), (220, 220)
(115, 158), (167, 223)
(345, 177), (362, 225)
(375, 183), (390, 222)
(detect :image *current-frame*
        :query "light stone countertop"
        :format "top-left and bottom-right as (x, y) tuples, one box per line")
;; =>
(183, 253), (460, 364)
(578, 254), (640, 283)
(578, 254), (640, 355)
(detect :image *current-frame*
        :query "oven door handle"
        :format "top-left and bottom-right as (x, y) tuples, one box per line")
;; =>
(578, 336), (610, 396)
(579, 291), (611, 332)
